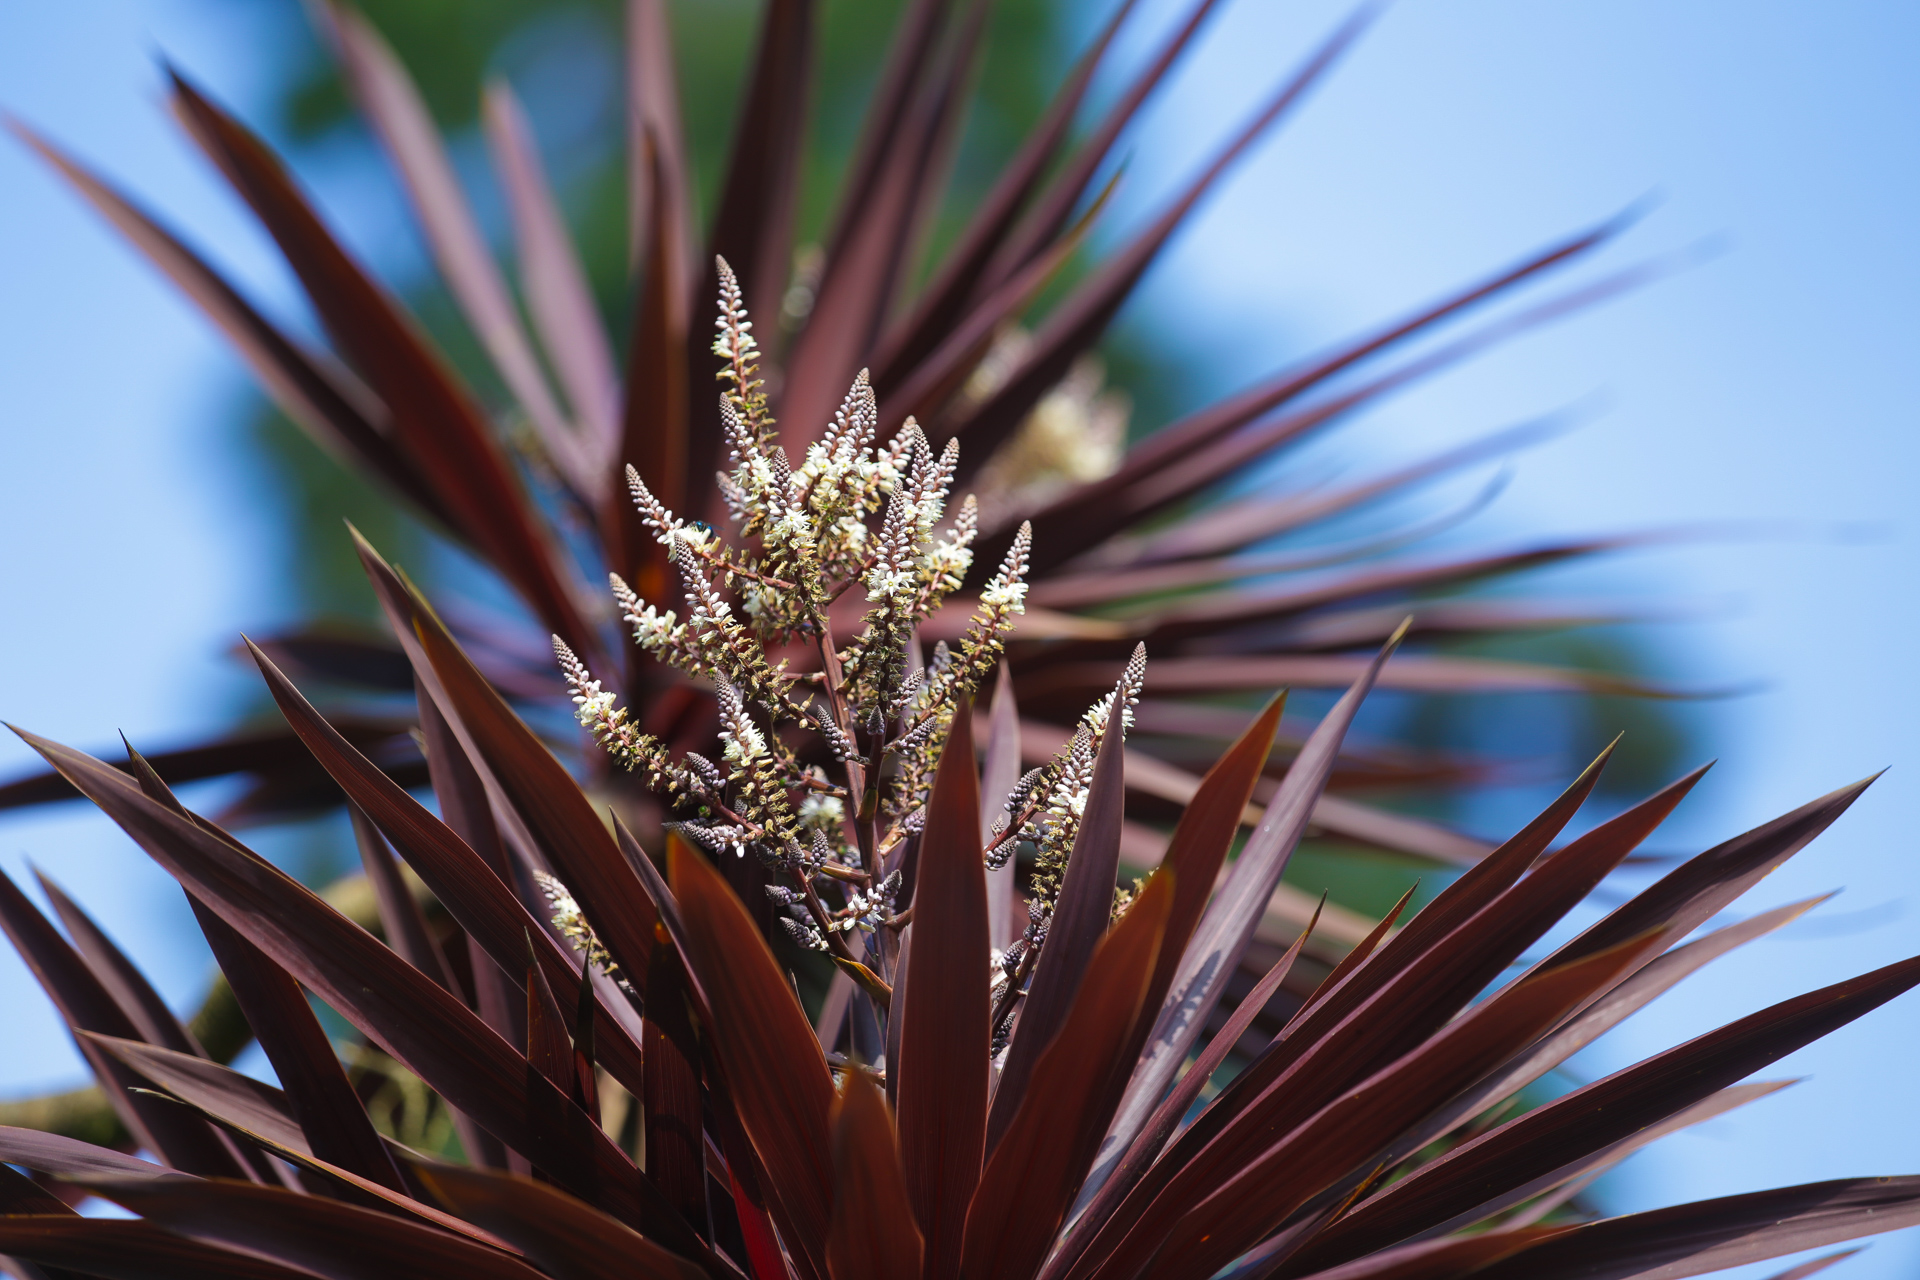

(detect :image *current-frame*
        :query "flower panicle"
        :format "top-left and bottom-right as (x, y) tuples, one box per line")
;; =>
(563, 271), (1081, 968)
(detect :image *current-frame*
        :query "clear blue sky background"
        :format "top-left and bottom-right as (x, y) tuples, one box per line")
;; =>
(2, 2), (1919, 1277)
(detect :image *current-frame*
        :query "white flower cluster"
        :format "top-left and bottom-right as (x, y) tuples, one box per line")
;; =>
(551, 258), (1045, 968)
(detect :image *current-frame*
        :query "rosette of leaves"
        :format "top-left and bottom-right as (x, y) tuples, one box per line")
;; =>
(2, 0), (1685, 863)
(0, 536), (1915, 1279)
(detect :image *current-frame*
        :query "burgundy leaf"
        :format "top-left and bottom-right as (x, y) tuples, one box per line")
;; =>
(616, 131), (691, 584)
(988, 691), (1129, 1149)
(166, 70), (594, 655)
(981, 664), (1024, 948)
(944, 5), (1378, 476)
(13, 729), (702, 1262)
(826, 1068), (923, 1280)
(0, 1128), (176, 1182)
(1301, 951), (1920, 1264)
(1466, 1178), (1920, 1280)
(896, 701), (988, 1279)
(483, 81), (621, 459)
(0, 1218), (316, 1280)
(246, 638), (647, 1098)
(1054, 896), (1323, 1280)
(188, 900), (408, 1194)
(0, 867), (251, 1180)
(705, 0), (816, 340)
(869, 0), (1141, 389)
(83, 1032), (502, 1246)
(668, 837), (834, 1279)
(962, 873), (1174, 1280)
(1107, 630), (1402, 1179)
(323, 2), (591, 499)
(411, 1161), (707, 1280)
(75, 1174), (547, 1280)
(35, 870), (204, 1058)
(1133, 934), (1665, 1280)
(1076, 692), (1285, 1202)
(7, 120), (453, 531)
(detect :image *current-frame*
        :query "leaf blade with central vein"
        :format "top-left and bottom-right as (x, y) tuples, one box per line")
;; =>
(896, 701), (988, 1279)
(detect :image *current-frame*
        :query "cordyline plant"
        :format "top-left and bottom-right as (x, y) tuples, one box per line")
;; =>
(1, 485), (1918, 1279)
(0, 0), (1707, 1157)
(0, 0), (1702, 1139)
(12, 1), (1908, 1276)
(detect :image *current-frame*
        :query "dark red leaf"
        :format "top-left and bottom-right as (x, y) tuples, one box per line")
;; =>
(83, 1032), (503, 1246)
(1057, 897), (1323, 1280)
(1273, 1229), (1570, 1280)
(1019, 649), (1684, 705)
(640, 938), (708, 1227)
(988, 689), (1130, 1149)
(625, 0), (694, 280)
(943, 6), (1376, 476)
(826, 1067), (924, 1280)
(1758, 1251), (1863, 1280)
(0, 1162), (72, 1216)
(356, 542), (660, 1001)
(669, 836), (834, 1279)
(188, 899), (408, 1194)
(1080, 692), (1284, 1195)
(0, 867), (250, 1180)
(13, 729), (703, 1261)
(880, 181), (1109, 436)
(980, 0), (1224, 293)
(35, 870), (204, 1058)
(896, 701), (988, 1279)
(0, 1218), (315, 1280)
(1166, 765), (1706, 1206)
(705, 0), (815, 338)
(869, 0), (1140, 389)
(246, 638), (647, 1099)
(7, 120), (453, 531)
(1108, 631), (1403, 1173)
(1065, 258), (1679, 575)
(118, 738), (402, 1192)
(166, 70), (594, 655)
(821, 0), (946, 264)
(1383, 895), (1828, 1179)
(0, 718), (415, 817)
(1467, 1177), (1920, 1280)
(0, 1127), (174, 1181)
(1124, 413), (1574, 568)
(1538, 774), (1877, 973)
(324, 2), (591, 499)
(981, 664), (1024, 948)
(617, 131), (690, 583)
(1290, 883), (1416, 1024)
(525, 948), (574, 1097)
(1134, 933), (1666, 1280)
(349, 804), (457, 992)
(411, 1161), (707, 1280)
(484, 81), (621, 461)
(962, 873), (1174, 1280)
(76, 1174), (547, 1280)
(1303, 949), (1920, 1265)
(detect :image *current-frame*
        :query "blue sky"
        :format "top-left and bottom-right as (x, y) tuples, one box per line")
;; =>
(3, 1), (1920, 1276)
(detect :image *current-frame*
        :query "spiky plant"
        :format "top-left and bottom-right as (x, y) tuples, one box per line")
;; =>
(0, 474), (1915, 1277)
(3, 1), (1830, 1267)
